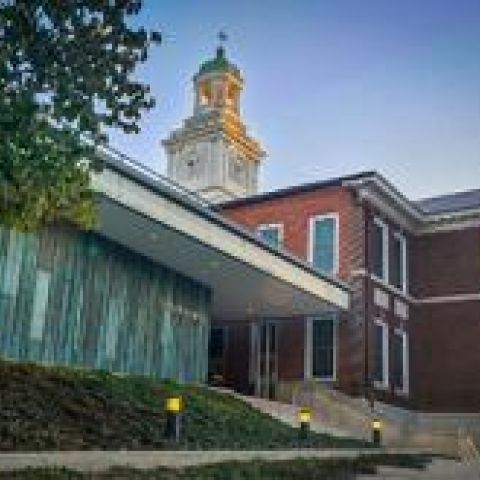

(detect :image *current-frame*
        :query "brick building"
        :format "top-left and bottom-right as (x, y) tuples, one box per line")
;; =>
(163, 46), (480, 413)
(217, 173), (480, 413)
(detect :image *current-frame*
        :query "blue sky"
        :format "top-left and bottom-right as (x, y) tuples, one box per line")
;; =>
(109, 0), (480, 200)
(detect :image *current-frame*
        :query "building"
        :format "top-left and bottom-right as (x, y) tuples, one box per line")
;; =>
(0, 148), (347, 384)
(1, 44), (477, 415)
(164, 46), (480, 413)
(219, 173), (480, 413)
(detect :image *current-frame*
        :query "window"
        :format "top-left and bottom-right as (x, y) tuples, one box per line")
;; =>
(257, 224), (283, 249)
(309, 214), (339, 275)
(392, 329), (408, 394)
(373, 320), (389, 388)
(209, 327), (225, 360)
(306, 313), (337, 380)
(391, 233), (407, 293)
(209, 326), (226, 384)
(372, 218), (388, 281)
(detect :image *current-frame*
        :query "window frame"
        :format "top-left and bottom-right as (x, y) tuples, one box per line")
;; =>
(304, 313), (338, 382)
(257, 223), (284, 249)
(373, 318), (389, 390)
(308, 213), (340, 276)
(392, 231), (408, 294)
(372, 217), (389, 282)
(393, 328), (409, 396)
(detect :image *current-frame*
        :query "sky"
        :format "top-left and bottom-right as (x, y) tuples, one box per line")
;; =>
(109, 0), (480, 200)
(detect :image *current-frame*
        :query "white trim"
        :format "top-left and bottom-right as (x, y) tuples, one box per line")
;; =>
(416, 293), (480, 304)
(373, 318), (389, 390)
(393, 328), (409, 397)
(420, 216), (480, 234)
(305, 313), (338, 382)
(351, 269), (480, 306)
(308, 213), (340, 276)
(373, 217), (389, 283)
(392, 231), (408, 294)
(344, 174), (480, 235)
(350, 269), (414, 303)
(394, 298), (409, 320)
(373, 287), (390, 310)
(256, 223), (284, 247)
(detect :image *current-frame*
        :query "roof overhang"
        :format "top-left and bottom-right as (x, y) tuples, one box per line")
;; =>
(91, 152), (350, 321)
(343, 174), (424, 232)
(343, 174), (480, 235)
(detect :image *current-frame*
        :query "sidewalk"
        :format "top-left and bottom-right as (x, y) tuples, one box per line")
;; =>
(0, 448), (415, 472)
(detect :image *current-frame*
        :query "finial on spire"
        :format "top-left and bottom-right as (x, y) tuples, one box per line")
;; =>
(218, 31), (228, 45)
(216, 31), (228, 59)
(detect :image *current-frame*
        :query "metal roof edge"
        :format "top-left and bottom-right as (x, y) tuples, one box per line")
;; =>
(97, 146), (351, 294)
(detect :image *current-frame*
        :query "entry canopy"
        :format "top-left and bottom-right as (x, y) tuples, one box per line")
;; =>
(93, 149), (350, 321)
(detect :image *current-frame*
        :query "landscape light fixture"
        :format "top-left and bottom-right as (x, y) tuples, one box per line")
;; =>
(298, 406), (312, 438)
(165, 396), (183, 442)
(372, 418), (382, 446)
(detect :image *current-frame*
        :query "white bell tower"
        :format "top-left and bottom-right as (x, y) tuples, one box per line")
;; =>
(162, 40), (265, 203)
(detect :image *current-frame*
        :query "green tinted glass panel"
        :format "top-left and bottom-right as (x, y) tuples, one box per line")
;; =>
(312, 217), (336, 274)
(258, 227), (281, 248)
(0, 225), (211, 383)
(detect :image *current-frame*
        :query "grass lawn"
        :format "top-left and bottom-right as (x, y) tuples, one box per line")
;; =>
(0, 455), (432, 479)
(0, 359), (369, 451)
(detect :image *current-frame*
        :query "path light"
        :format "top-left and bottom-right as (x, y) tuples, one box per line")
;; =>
(298, 406), (312, 438)
(165, 396), (183, 442)
(372, 418), (382, 446)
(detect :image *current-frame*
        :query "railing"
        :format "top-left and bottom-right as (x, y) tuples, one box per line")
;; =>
(458, 428), (480, 464)
(97, 144), (214, 210)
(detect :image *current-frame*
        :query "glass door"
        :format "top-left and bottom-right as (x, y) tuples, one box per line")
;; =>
(250, 320), (278, 399)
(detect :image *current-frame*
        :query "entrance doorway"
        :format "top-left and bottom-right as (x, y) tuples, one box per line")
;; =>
(250, 320), (278, 399)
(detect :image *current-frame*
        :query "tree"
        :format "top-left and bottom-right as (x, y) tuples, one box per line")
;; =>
(0, 0), (161, 230)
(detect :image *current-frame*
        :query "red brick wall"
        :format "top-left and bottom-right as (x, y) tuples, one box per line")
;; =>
(412, 302), (480, 412)
(277, 318), (305, 381)
(223, 186), (362, 281)
(409, 226), (480, 412)
(412, 228), (480, 297)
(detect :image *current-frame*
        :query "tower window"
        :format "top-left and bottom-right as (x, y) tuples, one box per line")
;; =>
(229, 155), (246, 184)
(199, 83), (212, 106)
(227, 84), (238, 110)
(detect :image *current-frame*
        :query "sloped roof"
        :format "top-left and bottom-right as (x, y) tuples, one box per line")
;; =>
(415, 189), (480, 215)
(219, 171), (376, 208)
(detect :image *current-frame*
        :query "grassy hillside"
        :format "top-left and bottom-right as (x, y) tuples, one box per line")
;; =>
(0, 359), (368, 451)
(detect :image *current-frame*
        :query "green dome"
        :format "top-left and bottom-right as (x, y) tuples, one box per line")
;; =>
(198, 46), (241, 77)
